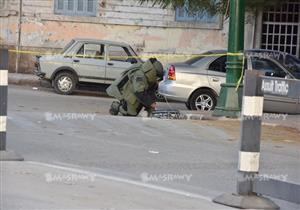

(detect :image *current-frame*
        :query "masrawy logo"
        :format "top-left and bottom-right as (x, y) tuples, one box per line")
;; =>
(44, 172), (95, 183)
(262, 79), (289, 96)
(242, 113), (288, 121)
(243, 173), (288, 182)
(140, 172), (192, 183)
(245, 51), (285, 60)
(45, 112), (96, 121)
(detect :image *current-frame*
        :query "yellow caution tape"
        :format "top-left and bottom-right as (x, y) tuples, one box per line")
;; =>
(235, 54), (245, 91)
(9, 49), (243, 59)
(9, 49), (245, 91)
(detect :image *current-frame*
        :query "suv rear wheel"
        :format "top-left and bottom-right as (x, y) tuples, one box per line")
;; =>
(53, 72), (76, 95)
(189, 89), (217, 111)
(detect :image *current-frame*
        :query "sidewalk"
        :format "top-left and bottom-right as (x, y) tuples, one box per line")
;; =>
(1, 161), (234, 210)
(8, 73), (41, 86)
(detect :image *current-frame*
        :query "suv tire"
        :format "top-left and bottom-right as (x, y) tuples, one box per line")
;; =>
(189, 89), (217, 111)
(185, 102), (191, 110)
(53, 72), (76, 95)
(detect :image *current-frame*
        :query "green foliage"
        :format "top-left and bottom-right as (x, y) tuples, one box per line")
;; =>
(137, 0), (291, 15)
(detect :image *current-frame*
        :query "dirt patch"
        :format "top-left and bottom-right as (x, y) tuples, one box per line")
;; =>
(194, 120), (300, 143)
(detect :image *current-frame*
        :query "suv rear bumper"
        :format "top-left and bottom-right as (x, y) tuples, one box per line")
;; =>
(158, 80), (190, 102)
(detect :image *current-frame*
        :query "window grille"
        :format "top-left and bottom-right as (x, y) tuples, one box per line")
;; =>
(261, 0), (300, 58)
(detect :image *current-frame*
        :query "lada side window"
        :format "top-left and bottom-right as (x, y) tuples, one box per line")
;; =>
(252, 57), (286, 78)
(76, 43), (105, 59)
(108, 46), (132, 62)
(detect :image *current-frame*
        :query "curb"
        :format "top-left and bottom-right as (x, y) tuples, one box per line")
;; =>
(178, 111), (226, 121)
(8, 73), (40, 86)
(152, 110), (223, 121)
(177, 111), (300, 131)
(8, 73), (47, 87)
(8, 77), (41, 86)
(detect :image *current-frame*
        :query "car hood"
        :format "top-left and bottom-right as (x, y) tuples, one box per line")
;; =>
(39, 55), (65, 61)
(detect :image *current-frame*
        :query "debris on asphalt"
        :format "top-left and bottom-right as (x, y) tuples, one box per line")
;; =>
(148, 150), (159, 154)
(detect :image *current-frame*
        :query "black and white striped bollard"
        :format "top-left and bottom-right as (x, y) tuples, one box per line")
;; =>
(0, 48), (23, 161)
(213, 70), (279, 209)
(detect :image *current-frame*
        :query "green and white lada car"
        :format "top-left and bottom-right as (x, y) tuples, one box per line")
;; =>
(35, 38), (142, 95)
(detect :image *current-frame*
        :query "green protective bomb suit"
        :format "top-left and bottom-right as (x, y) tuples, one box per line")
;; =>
(106, 58), (164, 116)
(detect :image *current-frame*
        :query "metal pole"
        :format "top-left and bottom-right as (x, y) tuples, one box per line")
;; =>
(213, 70), (279, 209)
(0, 48), (23, 161)
(213, 0), (245, 118)
(297, 11), (300, 58)
(15, 0), (23, 73)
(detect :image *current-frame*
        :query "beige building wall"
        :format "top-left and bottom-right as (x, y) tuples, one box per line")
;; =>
(0, 0), (255, 73)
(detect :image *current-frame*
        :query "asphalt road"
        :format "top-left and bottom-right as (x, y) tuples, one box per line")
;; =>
(8, 85), (186, 114)
(5, 85), (300, 210)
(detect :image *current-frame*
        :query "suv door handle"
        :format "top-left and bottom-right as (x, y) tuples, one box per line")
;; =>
(73, 59), (80, 63)
(107, 62), (114, 66)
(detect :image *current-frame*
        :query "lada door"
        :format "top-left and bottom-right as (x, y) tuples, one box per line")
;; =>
(73, 42), (106, 84)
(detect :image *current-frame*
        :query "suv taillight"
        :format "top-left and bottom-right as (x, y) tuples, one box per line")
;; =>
(168, 65), (176, 80)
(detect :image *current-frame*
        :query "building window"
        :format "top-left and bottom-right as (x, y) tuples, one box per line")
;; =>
(54, 0), (97, 16)
(0, 0), (7, 10)
(175, 2), (218, 23)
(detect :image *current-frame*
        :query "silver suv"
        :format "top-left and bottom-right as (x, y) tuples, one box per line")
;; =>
(159, 50), (300, 114)
(35, 38), (142, 94)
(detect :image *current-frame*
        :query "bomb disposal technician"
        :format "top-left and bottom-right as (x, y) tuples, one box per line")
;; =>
(106, 58), (164, 116)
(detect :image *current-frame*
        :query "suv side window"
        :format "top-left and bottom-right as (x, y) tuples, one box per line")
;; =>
(108, 46), (132, 62)
(76, 43), (105, 59)
(209, 56), (227, 73)
(208, 55), (248, 73)
(251, 57), (286, 78)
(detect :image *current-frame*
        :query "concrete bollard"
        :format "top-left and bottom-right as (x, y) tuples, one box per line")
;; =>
(0, 49), (23, 161)
(213, 70), (279, 209)
(237, 69), (264, 195)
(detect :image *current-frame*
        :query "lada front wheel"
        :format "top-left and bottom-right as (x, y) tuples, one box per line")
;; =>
(53, 72), (76, 95)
